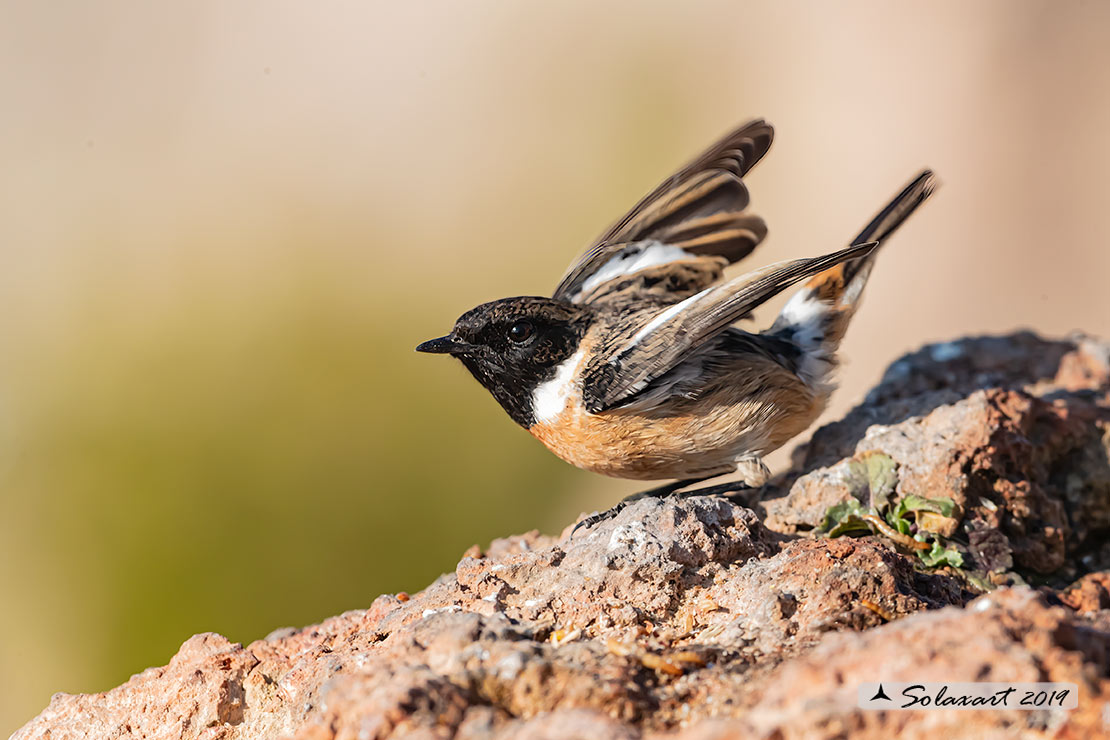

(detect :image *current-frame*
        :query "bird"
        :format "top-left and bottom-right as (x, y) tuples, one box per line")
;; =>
(416, 119), (935, 530)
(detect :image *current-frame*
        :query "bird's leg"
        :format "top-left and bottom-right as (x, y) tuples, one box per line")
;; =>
(571, 476), (725, 535)
(618, 477), (711, 504)
(668, 480), (758, 504)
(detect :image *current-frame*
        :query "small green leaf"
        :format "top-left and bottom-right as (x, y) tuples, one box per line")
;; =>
(898, 494), (956, 517)
(918, 540), (965, 568)
(847, 452), (898, 512)
(962, 571), (994, 593)
(821, 499), (865, 526)
(820, 499), (873, 537)
(891, 516), (912, 535)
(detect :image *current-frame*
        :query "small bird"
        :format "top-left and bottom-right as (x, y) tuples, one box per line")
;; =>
(417, 120), (935, 528)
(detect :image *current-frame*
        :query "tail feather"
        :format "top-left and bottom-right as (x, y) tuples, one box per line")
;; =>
(770, 170), (937, 395)
(841, 169), (937, 285)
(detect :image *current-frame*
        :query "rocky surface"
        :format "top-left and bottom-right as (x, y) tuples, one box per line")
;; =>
(15, 332), (1110, 740)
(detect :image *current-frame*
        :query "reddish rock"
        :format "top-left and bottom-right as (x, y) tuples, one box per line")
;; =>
(19, 633), (260, 739)
(764, 334), (1110, 578)
(14, 333), (1110, 740)
(1059, 572), (1110, 613)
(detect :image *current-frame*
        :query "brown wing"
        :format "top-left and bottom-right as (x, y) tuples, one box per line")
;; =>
(572, 255), (730, 306)
(553, 120), (774, 304)
(580, 242), (878, 413)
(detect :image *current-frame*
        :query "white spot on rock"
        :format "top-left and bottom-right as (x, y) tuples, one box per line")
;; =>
(496, 651), (526, 680)
(608, 520), (649, 554)
(421, 605), (462, 619)
(929, 341), (964, 362)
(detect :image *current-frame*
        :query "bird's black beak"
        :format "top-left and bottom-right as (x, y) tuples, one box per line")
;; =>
(415, 334), (472, 355)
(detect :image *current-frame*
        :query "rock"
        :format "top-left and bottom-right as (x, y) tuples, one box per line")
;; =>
(14, 332), (1110, 740)
(763, 333), (1110, 579)
(687, 588), (1110, 740)
(18, 633), (261, 739)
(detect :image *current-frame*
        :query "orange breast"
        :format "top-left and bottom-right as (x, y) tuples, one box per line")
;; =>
(529, 404), (722, 480)
(527, 367), (823, 481)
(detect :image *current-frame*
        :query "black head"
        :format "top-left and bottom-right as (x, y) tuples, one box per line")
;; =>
(416, 297), (593, 427)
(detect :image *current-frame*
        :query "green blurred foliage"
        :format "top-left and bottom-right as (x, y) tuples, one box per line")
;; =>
(0, 232), (582, 722)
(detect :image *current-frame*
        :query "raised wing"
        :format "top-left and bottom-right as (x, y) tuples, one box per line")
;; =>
(554, 120), (774, 304)
(580, 242), (878, 413)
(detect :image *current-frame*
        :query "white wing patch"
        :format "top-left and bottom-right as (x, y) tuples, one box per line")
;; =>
(625, 286), (712, 349)
(531, 349), (586, 424)
(573, 242), (691, 301)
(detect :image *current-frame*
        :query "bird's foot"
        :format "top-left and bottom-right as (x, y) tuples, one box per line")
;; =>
(570, 477), (754, 536)
(569, 501), (629, 535)
(672, 480), (757, 502)
(570, 480), (688, 536)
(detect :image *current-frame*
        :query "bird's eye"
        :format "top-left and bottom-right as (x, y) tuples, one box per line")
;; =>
(507, 320), (534, 344)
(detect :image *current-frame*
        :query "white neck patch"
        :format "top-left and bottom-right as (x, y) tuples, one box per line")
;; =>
(531, 349), (585, 424)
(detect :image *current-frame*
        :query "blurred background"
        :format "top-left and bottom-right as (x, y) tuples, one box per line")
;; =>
(2, 0), (1109, 733)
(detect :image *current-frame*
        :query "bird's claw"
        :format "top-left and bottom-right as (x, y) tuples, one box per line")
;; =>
(569, 480), (757, 538)
(570, 501), (628, 536)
